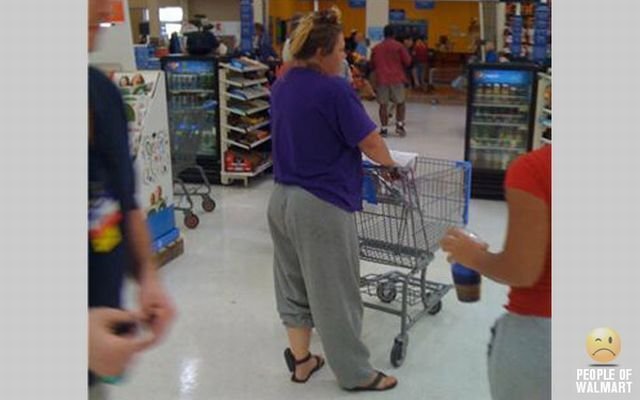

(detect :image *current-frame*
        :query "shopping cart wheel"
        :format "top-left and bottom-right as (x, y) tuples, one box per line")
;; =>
(184, 212), (200, 229)
(201, 195), (216, 212)
(427, 300), (443, 316)
(422, 293), (443, 315)
(390, 336), (408, 367)
(376, 282), (397, 303)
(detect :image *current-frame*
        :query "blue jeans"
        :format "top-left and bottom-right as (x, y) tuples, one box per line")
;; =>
(413, 63), (427, 88)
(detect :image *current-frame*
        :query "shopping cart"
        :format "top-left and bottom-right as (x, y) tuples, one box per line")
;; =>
(170, 115), (216, 229)
(356, 156), (471, 367)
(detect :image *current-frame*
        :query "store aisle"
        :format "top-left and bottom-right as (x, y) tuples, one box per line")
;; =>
(112, 103), (508, 400)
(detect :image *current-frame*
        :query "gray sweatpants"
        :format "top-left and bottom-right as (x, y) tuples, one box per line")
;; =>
(487, 312), (551, 400)
(267, 183), (374, 389)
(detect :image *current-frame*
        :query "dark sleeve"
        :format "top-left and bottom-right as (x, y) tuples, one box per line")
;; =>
(91, 72), (138, 212)
(261, 35), (278, 58)
(333, 80), (378, 148)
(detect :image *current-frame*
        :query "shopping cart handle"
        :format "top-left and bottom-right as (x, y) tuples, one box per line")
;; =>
(363, 161), (409, 174)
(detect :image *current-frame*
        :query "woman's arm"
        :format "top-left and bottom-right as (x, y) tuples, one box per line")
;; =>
(441, 188), (549, 287)
(358, 130), (395, 167)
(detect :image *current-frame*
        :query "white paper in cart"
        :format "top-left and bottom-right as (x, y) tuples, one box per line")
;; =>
(362, 150), (418, 207)
(362, 150), (418, 169)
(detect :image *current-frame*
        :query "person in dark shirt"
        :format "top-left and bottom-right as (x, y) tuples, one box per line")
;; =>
(253, 22), (278, 61)
(484, 41), (499, 63)
(88, 0), (175, 398)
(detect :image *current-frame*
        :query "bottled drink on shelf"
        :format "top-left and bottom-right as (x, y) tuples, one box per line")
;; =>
(469, 149), (477, 164)
(544, 85), (551, 109)
(500, 151), (510, 170)
(510, 133), (520, 149)
(476, 149), (485, 168)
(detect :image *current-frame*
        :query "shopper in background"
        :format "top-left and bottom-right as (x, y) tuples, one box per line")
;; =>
(340, 58), (354, 84)
(345, 29), (358, 53)
(370, 25), (412, 137)
(412, 35), (429, 91)
(282, 13), (303, 63)
(88, 0), (176, 398)
(268, 7), (398, 392)
(437, 35), (452, 52)
(400, 34), (415, 88)
(354, 32), (368, 59)
(484, 41), (499, 63)
(226, 35), (243, 58)
(253, 22), (278, 62)
(440, 145), (551, 400)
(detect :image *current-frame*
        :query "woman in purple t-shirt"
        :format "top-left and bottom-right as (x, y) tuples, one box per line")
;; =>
(267, 7), (399, 392)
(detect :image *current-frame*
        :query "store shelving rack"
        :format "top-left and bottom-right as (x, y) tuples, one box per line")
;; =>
(218, 60), (273, 186)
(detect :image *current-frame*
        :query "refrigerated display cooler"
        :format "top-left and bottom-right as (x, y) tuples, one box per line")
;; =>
(161, 55), (225, 184)
(464, 63), (540, 199)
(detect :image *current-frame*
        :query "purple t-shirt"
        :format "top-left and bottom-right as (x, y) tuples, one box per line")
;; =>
(271, 68), (377, 212)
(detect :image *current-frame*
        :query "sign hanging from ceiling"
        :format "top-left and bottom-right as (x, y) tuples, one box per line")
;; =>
(415, 0), (435, 10)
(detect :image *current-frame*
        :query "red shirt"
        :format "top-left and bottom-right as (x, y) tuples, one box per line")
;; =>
(371, 39), (412, 86)
(503, 145), (551, 318)
(413, 42), (429, 64)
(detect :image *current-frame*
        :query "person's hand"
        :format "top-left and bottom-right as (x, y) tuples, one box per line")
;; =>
(138, 271), (176, 345)
(88, 308), (155, 378)
(440, 228), (489, 268)
(380, 166), (404, 183)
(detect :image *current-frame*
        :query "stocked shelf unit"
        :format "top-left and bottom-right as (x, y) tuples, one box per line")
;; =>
(502, 1), (551, 64)
(533, 71), (552, 149)
(218, 60), (273, 186)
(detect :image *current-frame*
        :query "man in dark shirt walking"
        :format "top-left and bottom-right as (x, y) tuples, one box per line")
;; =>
(370, 25), (412, 137)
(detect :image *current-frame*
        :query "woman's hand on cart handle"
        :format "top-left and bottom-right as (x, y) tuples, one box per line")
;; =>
(381, 165), (404, 182)
(358, 129), (395, 167)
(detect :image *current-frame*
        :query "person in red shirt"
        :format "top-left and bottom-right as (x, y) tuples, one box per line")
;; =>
(441, 145), (551, 400)
(370, 25), (412, 137)
(412, 35), (429, 91)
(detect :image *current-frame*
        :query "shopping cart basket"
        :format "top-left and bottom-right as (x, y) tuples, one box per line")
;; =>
(171, 116), (216, 229)
(356, 156), (471, 367)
